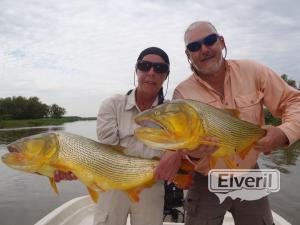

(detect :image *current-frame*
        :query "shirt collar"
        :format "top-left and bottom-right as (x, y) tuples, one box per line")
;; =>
(125, 88), (159, 111)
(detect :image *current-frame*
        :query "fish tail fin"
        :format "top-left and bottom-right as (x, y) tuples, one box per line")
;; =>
(223, 157), (238, 169)
(87, 186), (99, 203)
(49, 177), (59, 194)
(173, 173), (193, 190)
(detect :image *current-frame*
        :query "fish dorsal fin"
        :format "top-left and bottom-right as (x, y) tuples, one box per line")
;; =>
(110, 145), (126, 153)
(87, 186), (99, 203)
(223, 108), (240, 118)
(48, 177), (59, 194)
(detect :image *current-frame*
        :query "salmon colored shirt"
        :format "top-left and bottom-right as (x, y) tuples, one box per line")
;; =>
(173, 59), (300, 169)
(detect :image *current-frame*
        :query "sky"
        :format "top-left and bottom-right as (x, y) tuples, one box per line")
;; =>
(0, 0), (299, 117)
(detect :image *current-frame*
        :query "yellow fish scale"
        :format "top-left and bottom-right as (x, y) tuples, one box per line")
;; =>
(56, 132), (158, 190)
(188, 100), (265, 158)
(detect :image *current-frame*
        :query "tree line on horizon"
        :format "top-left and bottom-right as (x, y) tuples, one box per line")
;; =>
(0, 96), (66, 120)
(0, 75), (298, 122)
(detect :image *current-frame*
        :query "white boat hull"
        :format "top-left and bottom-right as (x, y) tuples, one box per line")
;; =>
(35, 195), (291, 225)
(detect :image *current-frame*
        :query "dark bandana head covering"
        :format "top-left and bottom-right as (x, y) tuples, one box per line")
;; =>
(137, 47), (170, 65)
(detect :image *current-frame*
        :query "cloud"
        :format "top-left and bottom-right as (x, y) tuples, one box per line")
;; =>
(0, 0), (299, 116)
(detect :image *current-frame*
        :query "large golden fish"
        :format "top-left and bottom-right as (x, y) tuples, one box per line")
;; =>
(1, 132), (191, 203)
(134, 99), (266, 168)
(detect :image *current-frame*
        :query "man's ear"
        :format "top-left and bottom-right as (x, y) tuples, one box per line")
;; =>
(185, 49), (191, 60)
(219, 36), (225, 49)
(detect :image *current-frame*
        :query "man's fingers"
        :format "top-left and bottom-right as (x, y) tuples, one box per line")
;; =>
(54, 170), (61, 182)
(66, 171), (74, 180)
(194, 155), (211, 174)
(203, 136), (218, 143)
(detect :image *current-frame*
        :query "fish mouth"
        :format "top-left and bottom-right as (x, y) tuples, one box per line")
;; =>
(1, 151), (25, 167)
(1, 150), (40, 172)
(136, 119), (165, 130)
(135, 118), (169, 139)
(134, 117), (173, 146)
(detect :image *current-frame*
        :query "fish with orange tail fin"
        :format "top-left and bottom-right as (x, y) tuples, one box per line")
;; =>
(134, 99), (266, 169)
(1, 132), (192, 203)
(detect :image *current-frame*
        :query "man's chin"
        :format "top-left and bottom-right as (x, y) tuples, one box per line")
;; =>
(196, 60), (223, 75)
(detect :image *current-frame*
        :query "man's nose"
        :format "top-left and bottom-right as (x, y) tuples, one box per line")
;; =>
(200, 44), (210, 53)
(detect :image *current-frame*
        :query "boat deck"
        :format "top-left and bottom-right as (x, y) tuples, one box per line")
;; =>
(35, 196), (291, 225)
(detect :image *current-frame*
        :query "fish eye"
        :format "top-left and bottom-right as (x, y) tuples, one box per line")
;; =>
(154, 111), (160, 116)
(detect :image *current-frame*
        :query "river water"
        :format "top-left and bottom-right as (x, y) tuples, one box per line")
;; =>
(0, 121), (299, 225)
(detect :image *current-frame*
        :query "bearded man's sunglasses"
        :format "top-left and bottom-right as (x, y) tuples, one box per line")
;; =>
(136, 60), (169, 74)
(186, 33), (220, 52)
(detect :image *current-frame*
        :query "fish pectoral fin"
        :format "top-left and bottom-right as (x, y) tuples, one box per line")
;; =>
(239, 145), (253, 160)
(87, 186), (99, 203)
(125, 186), (143, 202)
(94, 183), (106, 192)
(173, 174), (193, 190)
(223, 157), (238, 169)
(49, 177), (59, 194)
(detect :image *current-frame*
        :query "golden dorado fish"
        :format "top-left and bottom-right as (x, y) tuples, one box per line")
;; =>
(134, 99), (266, 168)
(1, 132), (192, 203)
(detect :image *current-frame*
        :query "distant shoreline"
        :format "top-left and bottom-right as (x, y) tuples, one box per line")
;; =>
(0, 117), (96, 129)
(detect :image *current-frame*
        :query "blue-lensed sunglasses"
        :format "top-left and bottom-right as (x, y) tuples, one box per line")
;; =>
(186, 33), (219, 52)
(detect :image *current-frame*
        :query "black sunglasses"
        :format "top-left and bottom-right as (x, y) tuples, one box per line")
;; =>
(186, 33), (219, 52)
(136, 60), (169, 74)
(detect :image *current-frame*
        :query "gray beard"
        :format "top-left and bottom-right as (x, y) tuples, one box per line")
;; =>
(194, 57), (223, 76)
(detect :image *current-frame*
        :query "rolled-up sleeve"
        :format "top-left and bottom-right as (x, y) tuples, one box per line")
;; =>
(97, 97), (120, 145)
(260, 66), (300, 145)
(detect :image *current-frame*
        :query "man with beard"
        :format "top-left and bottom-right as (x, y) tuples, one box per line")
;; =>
(154, 21), (300, 225)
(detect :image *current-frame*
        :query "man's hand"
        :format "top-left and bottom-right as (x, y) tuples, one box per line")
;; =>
(187, 137), (218, 175)
(154, 151), (184, 183)
(54, 170), (77, 183)
(154, 137), (219, 181)
(254, 125), (289, 154)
